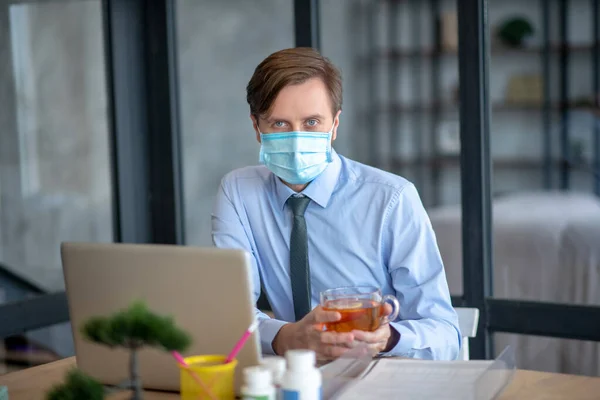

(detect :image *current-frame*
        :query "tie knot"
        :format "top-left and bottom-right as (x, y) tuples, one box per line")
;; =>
(288, 196), (311, 217)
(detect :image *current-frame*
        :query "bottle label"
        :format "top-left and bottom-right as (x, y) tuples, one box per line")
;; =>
(282, 390), (299, 400)
(282, 388), (322, 400)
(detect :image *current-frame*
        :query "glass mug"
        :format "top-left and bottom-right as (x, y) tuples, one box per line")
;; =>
(320, 286), (400, 333)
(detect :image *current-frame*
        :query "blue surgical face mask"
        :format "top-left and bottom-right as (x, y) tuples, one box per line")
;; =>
(258, 124), (334, 185)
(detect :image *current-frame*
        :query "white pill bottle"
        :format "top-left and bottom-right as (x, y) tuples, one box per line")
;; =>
(241, 366), (276, 400)
(261, 355), (287, 399)
(280, 350), (322, 400)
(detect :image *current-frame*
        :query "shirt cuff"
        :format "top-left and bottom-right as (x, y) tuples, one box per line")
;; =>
(380, 321), (417, 357)
(258, 318), (289, 355)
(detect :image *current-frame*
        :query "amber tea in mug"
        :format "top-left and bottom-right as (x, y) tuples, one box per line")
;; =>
(320, 286), (400, 333)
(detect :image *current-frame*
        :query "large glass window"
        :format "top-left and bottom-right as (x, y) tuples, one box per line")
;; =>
(177, 0), (295, 246)
(486, 0), (600, 375)
(0, 0), (112, 369)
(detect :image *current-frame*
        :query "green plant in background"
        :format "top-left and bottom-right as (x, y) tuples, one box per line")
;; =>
(46, 369), (104, 400)
(570, 139), (585, 164)
(80, 301), (192, 400)
(498, 17), (535, 47)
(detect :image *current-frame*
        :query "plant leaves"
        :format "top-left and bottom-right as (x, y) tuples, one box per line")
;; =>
(80, 300), (192, 352)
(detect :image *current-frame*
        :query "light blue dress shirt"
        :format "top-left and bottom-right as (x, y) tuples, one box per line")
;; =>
(212, 149), (461, 360)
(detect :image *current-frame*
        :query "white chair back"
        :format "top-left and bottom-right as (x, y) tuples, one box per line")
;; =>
(455, 307), (480, 360)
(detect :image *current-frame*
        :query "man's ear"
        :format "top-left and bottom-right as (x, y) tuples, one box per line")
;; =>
(251, 114), (261, 143)
(331, 110), (342, 141)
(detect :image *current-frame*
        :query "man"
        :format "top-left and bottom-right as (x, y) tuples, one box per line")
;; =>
(212, 48), (460, 360)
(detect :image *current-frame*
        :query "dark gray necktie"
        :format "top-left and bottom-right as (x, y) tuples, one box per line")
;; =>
(288, 196), (312, 321)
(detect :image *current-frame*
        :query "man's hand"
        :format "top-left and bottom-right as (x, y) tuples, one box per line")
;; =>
(351, 303), (400, 353)
(272, 306), (355, 360)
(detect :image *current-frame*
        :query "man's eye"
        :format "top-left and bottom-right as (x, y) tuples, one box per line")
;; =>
(274, 121), (286, 128)
(307, 119), (318, 127)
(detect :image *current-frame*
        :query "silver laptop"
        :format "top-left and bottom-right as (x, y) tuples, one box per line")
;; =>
(61, 242), (261, 393)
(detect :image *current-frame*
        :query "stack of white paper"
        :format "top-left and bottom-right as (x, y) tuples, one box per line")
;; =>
(333, 348), (515, 400)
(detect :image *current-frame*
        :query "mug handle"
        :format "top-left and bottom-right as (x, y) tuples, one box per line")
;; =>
(382, 295), (400, 323)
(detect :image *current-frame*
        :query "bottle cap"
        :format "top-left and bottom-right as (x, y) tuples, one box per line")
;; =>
(285, 349), (316, 371)
(260, 356), (286, 382)
(243, 366), (272, 387)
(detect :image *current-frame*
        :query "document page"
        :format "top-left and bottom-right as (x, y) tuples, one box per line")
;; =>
(336, 359), (494, 400)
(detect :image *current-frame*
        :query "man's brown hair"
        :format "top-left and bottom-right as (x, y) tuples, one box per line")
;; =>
(246, 47), (342, 119)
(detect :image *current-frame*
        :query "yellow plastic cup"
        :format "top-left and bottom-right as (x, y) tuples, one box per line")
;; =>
(179, 355), (237, 400)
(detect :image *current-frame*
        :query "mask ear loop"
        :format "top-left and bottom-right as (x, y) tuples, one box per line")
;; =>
(257, 125), (267, 164)
(326, 121), (335, 162)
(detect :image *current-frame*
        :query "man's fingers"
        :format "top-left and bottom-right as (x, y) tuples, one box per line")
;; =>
(311, 307), (342, 324)
(321, 331), (354, 346)
(382, 303), (393, 317)
(352, 324), (389, 343)
(362, 342), (385, 354)
(320, 344), (350, 359)
(352, 329), (377, 343)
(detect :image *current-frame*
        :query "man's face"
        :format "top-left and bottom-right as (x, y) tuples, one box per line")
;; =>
(252, 78), (341, 141)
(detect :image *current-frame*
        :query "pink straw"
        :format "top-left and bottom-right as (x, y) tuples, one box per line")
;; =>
(225, 320), (259, 364)
(171, 351), (217, 400)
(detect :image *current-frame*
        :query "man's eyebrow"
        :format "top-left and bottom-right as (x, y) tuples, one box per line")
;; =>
(263, 116), (289, 124)
(264, 114), (327, 123)
(303, 114), (326, 121)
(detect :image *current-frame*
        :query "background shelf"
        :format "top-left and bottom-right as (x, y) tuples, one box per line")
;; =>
(373, 43), (600, 59)
(360, 0), (600, 206)
(377, 102), (599, 113)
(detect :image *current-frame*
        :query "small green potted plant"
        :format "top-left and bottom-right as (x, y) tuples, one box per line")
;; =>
(46, 301), (192, 400)
(46, 369), (104, 400)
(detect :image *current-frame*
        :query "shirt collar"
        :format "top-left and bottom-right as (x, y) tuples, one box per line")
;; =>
(273, 148), (342, 211)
